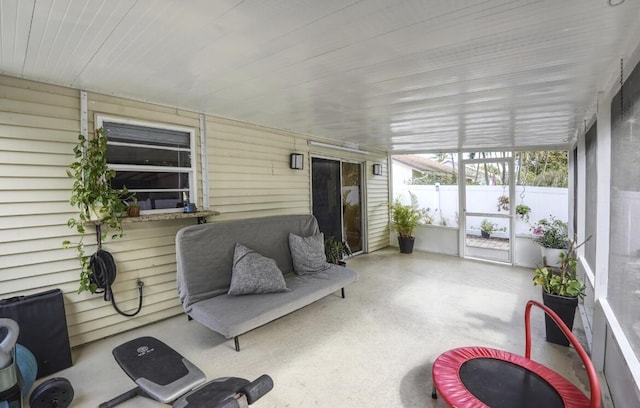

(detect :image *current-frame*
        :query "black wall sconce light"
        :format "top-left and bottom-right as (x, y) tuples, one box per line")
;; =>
(373, 163), (382, 176)
(290, 153), (304, 170)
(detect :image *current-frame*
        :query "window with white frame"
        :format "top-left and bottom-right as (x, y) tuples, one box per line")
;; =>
(96, 116), (196, 213)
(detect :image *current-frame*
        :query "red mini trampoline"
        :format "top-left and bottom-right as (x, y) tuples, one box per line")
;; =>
(432, 300), (600, 408)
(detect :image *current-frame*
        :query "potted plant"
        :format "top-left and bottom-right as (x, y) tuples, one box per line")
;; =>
(530, 215), (570, 266)
(63, 128), (133, 293)
(515, 204), (531, 222)
(480, 219), (496, 238)
(533, 235), (591, 345)
(324, 236), (352, 265)
(389, 193), (422, 254)
(126, 203), (141, 217)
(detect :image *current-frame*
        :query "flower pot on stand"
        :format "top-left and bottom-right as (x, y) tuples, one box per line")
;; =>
(398, 236), (415, 254)
(542, 291), (578, 346)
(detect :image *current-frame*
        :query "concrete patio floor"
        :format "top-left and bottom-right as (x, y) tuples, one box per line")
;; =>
(32, 248), (594, 407)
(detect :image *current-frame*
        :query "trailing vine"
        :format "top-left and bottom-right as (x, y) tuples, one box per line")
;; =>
(63, 128), (133, 293)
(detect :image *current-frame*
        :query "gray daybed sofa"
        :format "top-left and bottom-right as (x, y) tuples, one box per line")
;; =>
(175, 214), (358, 351)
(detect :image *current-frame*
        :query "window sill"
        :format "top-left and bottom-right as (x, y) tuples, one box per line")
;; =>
(87, 210), (220, 225)
(121, 210), (220, 224)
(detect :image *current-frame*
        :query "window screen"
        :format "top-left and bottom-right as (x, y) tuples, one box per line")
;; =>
(584, 123), (597, 271)
(609, 59), (640, 358)
(100, 118), (195, 212)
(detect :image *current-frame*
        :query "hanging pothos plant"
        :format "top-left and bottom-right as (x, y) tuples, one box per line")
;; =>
(63, 128), (133, 293)
(515, 204), (531, 222)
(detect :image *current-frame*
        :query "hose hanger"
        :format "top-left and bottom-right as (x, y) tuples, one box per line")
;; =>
(89, 249), (144, 317)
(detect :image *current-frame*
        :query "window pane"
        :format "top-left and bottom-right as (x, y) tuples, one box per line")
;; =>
(107, 144), (191, 167)
(104, 122), (190, 148)
(132, 191), (185, 210)
(111, 171), (189, 190)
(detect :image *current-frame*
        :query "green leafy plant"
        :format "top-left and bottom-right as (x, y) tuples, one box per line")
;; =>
(480, 219), (496, 234)
(63, 128), (133, 293)
(531, 215), (569, 249)
(480, 219), (506, 235)
(533, 236), (591, 298)
(389, 192), (423, 238)
(515, 204), (531, 222)
(324, 236), (352, 264)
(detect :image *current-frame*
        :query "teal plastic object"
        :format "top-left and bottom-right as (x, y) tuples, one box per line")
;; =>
(16, 344), (37, 397)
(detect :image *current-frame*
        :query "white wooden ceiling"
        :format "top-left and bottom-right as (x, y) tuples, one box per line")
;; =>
(2, 0), (640, 152)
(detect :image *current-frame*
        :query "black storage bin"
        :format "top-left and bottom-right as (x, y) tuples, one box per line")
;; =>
(0, 288), (73, 378)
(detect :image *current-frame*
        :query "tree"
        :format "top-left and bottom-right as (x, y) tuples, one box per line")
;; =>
(516, 151), (568, 187)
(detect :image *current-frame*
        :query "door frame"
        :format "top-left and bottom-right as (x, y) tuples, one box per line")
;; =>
(459, 155), (515, 264)
(310, 154), (367, 255)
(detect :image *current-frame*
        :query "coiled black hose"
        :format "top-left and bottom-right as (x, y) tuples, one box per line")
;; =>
(89, 250), (143, 317)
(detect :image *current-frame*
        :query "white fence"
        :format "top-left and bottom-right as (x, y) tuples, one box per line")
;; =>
(393, 184), (568, 235)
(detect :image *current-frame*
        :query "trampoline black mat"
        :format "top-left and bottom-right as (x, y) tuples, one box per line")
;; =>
(459, 357), (564, 408)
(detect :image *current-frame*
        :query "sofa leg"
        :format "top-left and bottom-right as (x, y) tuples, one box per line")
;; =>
(234, 336), (240, 352)
(341, 288), (345, 298)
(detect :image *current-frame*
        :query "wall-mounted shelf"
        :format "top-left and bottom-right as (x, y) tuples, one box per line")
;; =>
(87, 210), (220, 226)
(120, 210), (220, 224)
(90, 210), (220, 248)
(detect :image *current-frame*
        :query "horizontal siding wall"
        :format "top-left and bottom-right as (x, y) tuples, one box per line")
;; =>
(0, 76), (84, 339)
(366, 159), (390, 252)
(1, 74), (391, 347)
(207, 117), (310, 220)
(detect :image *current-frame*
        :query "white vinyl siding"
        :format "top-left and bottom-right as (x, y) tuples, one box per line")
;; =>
(366, 160), (390, 251)
(207, 117), (311, 219)
(0, 77), (81, 311)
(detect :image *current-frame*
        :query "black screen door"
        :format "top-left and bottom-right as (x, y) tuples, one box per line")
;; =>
(312, 158), (342, 241)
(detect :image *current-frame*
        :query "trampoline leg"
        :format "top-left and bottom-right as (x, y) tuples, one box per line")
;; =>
(341, 288), (345, 298)
(431, 385), (438, 399)
(234, 336), (240, 352)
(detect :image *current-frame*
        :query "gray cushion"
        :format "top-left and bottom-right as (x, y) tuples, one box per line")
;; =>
(228, 243), (290, 295)
(289, 232), (331, 275)
(189, 264), (359, 338)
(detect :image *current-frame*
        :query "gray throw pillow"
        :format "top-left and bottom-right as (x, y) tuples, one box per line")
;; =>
(228, 243), (290, 295)
(289, 232), (331, 275)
